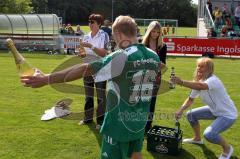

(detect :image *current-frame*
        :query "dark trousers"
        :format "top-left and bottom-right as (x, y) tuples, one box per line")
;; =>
(235, 17), (240, 27)
(83, 76), (106, 125)
(145, 96), (157, 133)
(145, 75), (161, 133)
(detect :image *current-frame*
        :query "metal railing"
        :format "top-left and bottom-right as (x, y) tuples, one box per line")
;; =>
(204, 4), (215, 29)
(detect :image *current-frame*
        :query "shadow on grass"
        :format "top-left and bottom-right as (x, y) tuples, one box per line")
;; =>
(86, 122), (102, 147)
(196, 144), (239, 159)
(61, 112), (85, 120)
(148, 149), (195, 159)
(61, 112), (102, 147)
(196, 144), (217, 159)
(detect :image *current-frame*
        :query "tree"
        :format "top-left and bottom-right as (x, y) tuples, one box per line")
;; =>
(28, 0), (197, 26)
(47, 0), (93, 24)
(0, 0), (32, 13)
(107, 0), (197, 26)
(166, 0), (197, 26)
(31, 0), (48, 14)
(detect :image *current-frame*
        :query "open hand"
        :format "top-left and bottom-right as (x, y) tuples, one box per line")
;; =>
(21, 74), (49, 88)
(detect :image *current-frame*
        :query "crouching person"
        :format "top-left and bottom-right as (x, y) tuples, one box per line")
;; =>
(172, 57), (238, 159)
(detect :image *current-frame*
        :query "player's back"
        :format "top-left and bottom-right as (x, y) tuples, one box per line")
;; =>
(114, 44), (160, 105)
(101, 43), (160, 142)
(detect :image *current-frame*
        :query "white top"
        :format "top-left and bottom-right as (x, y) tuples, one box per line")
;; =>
(82, 29), (109, 61)
(235, 6), (240, 17)
(189, 75), (238, 119)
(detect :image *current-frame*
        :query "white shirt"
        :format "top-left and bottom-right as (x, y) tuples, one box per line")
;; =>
(83, 29), (109, 61)
(189, 75), (238, 119)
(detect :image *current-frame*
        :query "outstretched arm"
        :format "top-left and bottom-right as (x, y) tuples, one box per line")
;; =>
(21, 63), (93, 88)
(172, 76), (209, 90)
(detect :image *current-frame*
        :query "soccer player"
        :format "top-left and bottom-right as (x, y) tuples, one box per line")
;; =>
(21, 15), (161, 159)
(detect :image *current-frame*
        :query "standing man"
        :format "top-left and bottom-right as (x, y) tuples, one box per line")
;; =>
(22, 15), (160, 159)
(234, 2), (240, 28)
(101, 19), (112, 39)
(79, 14), (109, 129)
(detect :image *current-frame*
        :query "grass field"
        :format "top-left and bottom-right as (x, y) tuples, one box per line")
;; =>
(0, 52), (239, 159)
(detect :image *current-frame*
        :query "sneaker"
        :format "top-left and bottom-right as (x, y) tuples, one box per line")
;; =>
(78, 120), (93, 125)
(96, 124), (101, 130)
(218, 145), (233, 159)
(183, 138), (204, 145)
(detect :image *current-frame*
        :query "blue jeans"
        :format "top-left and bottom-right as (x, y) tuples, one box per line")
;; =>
(186, 106), (236, 144)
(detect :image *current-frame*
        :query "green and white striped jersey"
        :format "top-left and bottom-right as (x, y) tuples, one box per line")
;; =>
(90, 43), (160, 142)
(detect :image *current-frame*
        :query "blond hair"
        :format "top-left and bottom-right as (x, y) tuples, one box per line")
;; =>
(142, 21), (163, 48)
(112, 15), (137, 37)
(193, 57), (214, 81)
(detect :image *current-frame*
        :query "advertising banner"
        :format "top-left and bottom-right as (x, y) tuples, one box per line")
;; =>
(163, 37), (240, 56)
(62, 35), (82, 50)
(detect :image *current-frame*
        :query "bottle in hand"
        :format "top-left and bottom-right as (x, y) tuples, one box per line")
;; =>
(79, 39), (86, 58)
(175, 120), (180, 137)
(169, 67), (175, 89)
(6, 38), (42, 76)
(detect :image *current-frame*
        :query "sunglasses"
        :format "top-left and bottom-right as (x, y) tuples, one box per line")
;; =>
(89, 20), (95, 24)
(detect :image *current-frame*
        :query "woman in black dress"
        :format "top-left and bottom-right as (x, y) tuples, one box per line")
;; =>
(142, 21), (167, 133)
